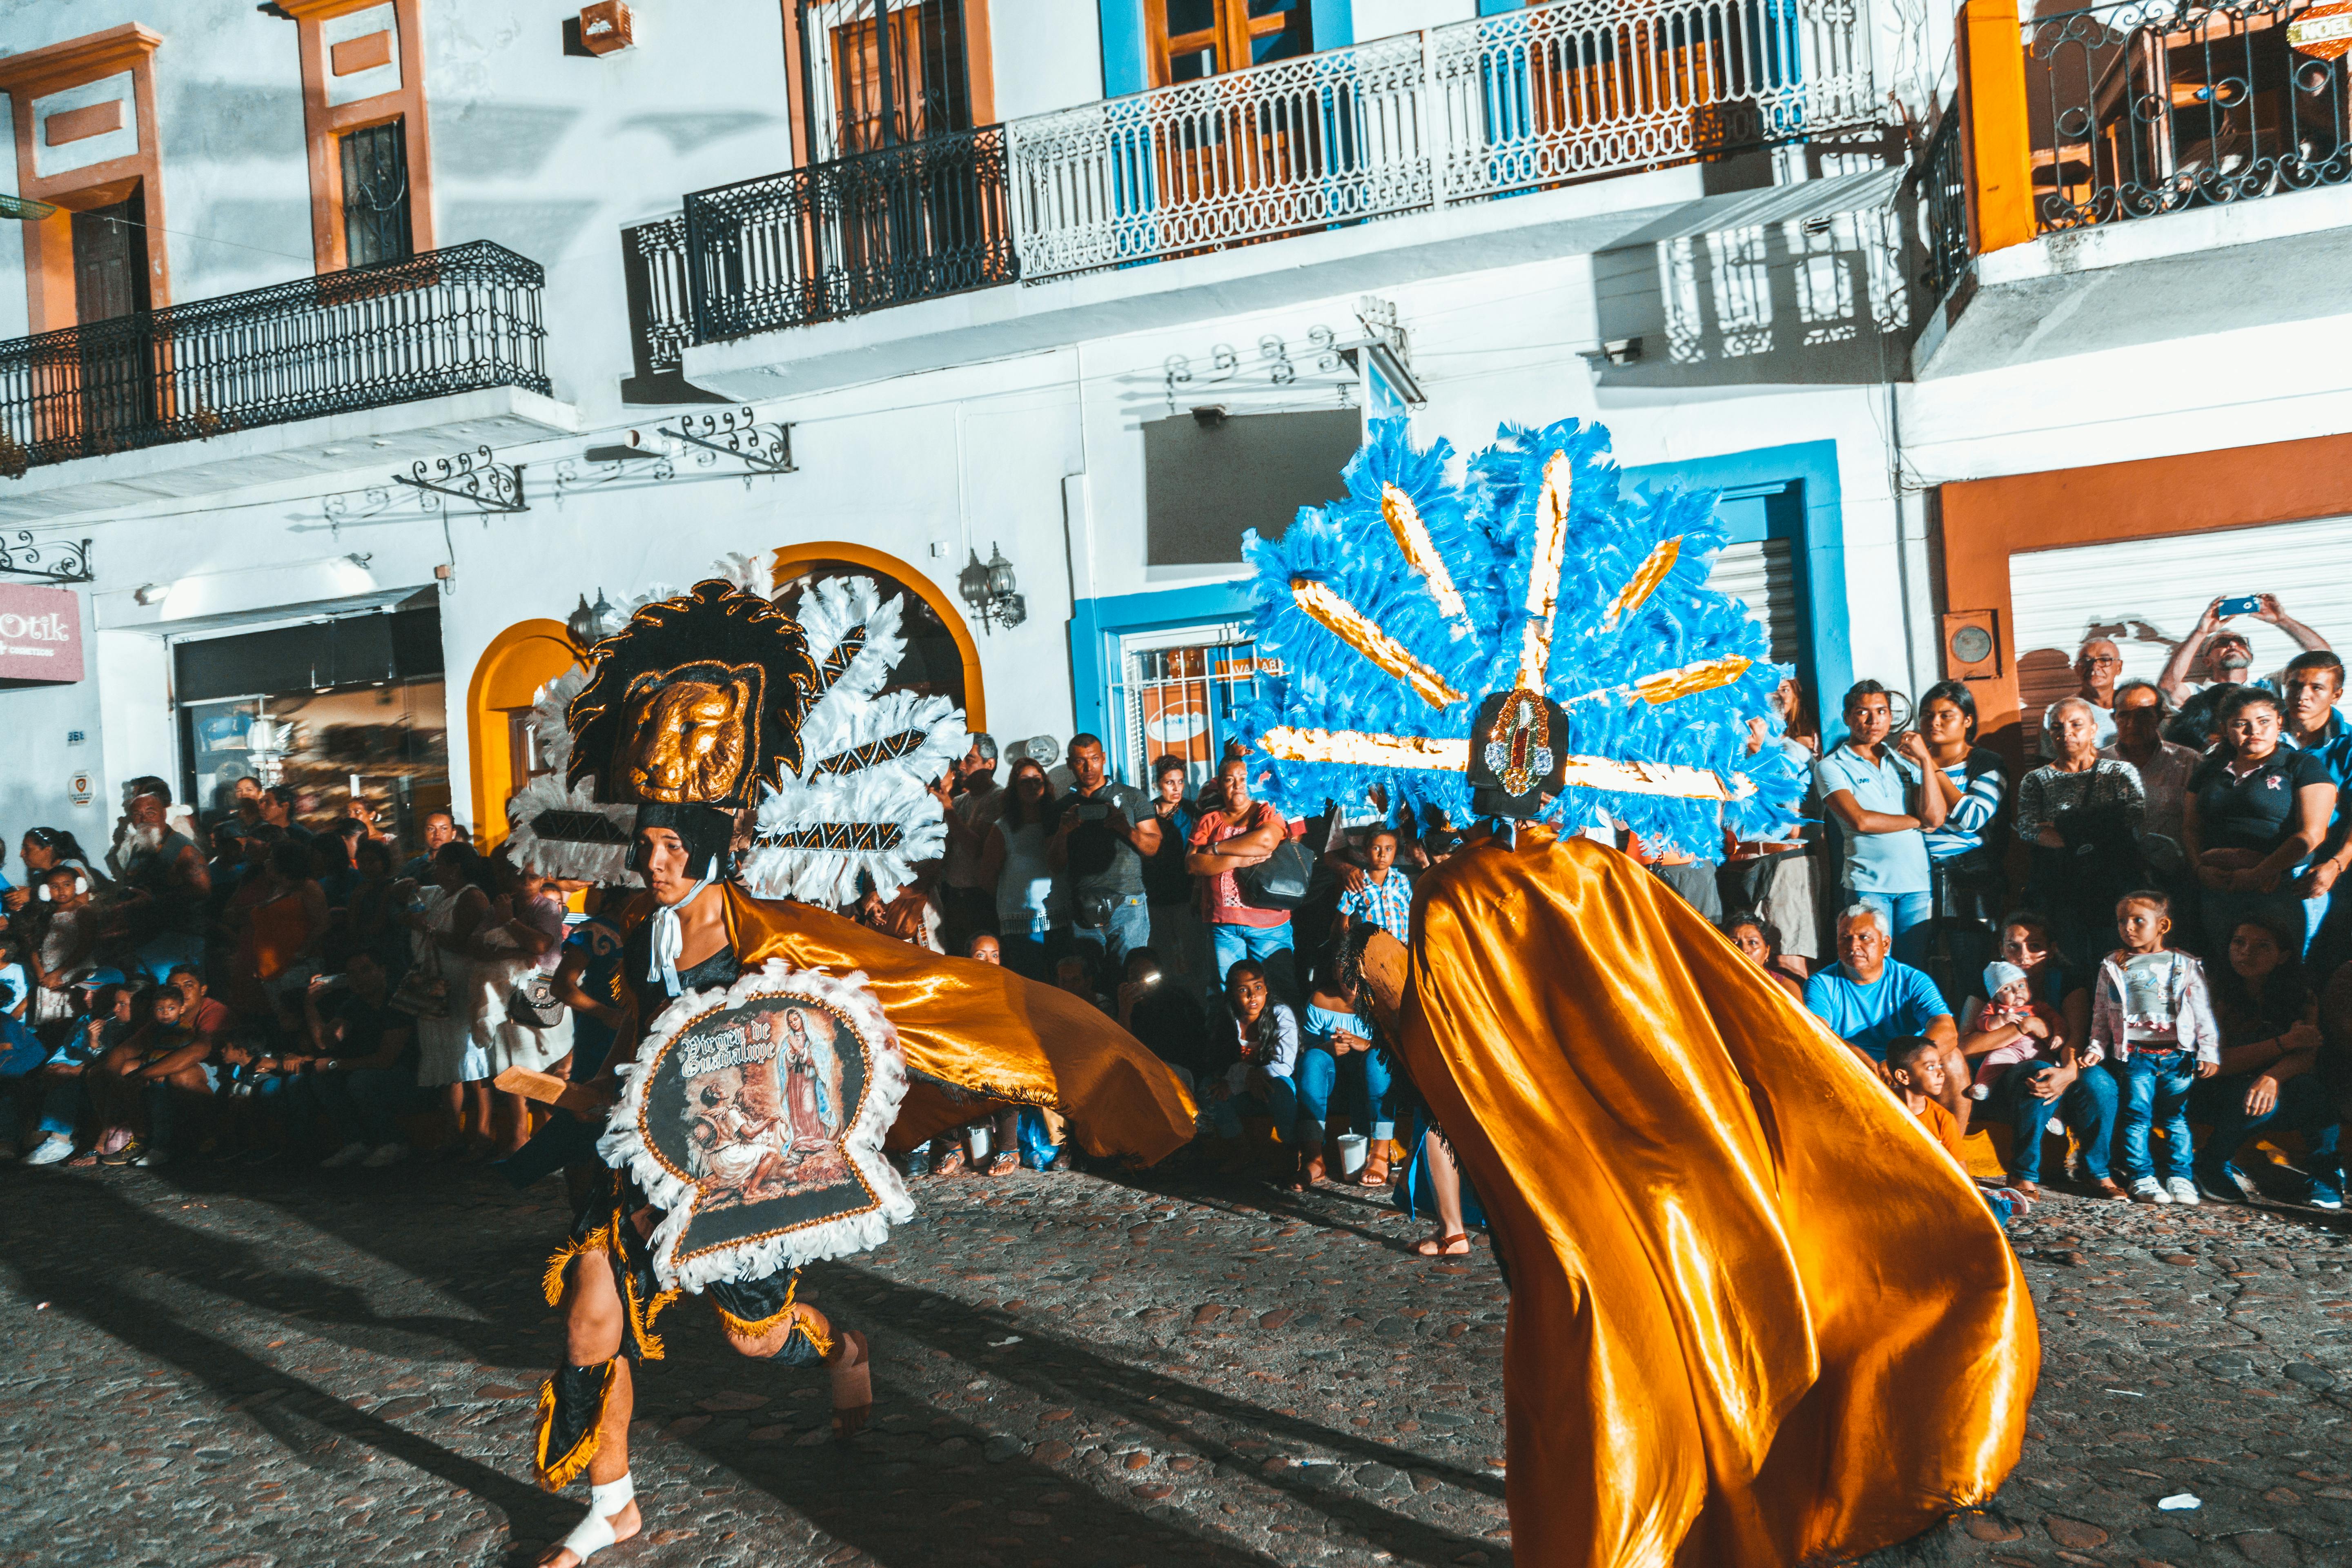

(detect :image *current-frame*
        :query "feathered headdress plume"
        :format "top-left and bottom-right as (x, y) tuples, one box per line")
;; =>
(1238, 418), (1802, 854)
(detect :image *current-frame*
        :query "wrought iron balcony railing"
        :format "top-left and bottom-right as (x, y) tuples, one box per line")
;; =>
(1011, 0), (1878, 282)
(683, 124), (1016, 343)
(677, 0), (1878, 341)
(2028, 0), (2351, 231)
(0, 240), (549, 474)
(1915, 102), (1971, 301)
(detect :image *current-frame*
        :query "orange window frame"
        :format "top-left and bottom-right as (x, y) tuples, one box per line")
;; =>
(0, 23), (170, 336)
(282, 0), (436, 273)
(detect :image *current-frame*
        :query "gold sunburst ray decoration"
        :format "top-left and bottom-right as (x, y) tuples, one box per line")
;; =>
(1563, 655), (1754, 710)
(1288, 576), (1466, 710)
(1380, 483), (1473, 637)
(1601, 537), (1682, 631)
(1514, 450), (1572, 692)
(1262, 724), (1751, 802)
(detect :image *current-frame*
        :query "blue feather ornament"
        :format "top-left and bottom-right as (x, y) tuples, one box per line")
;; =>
(1235, 417), (1803, 858)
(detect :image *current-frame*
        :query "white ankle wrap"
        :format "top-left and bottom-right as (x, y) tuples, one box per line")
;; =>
(559, 1472), (634, 1560)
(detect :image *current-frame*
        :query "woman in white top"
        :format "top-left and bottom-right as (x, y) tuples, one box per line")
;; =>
(402, 842), (496, 1159)
(474, 850), (575, 1155)
(980, 759), (1069, 983)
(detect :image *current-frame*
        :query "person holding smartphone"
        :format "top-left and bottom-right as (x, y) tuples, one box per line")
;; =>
(2160, 593), (2333, 749)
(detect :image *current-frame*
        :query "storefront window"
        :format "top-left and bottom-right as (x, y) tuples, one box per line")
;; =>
(182, 679), (451, 853)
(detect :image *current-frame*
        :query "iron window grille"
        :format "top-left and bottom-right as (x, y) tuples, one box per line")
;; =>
(341, 118), (415, 267)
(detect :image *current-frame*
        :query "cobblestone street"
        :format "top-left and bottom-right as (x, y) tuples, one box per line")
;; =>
(4, 1160), (2352, 1568)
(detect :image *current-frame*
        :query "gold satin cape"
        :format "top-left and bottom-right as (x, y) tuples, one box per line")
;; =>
(618, 886), (1196, 1164)
(1403, 830), (2034, 1567)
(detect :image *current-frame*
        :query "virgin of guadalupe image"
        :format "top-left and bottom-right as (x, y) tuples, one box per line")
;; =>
(777, 1007), (846, 1161)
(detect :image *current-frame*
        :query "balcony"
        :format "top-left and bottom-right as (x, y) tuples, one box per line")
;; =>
(675, 0), (1879, 393)
(1912, 0), (2352, 376)
(0, 240), (578, 522)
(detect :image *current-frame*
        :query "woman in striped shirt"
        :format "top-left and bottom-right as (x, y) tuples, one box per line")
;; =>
(1917, 681), (2009, 1004)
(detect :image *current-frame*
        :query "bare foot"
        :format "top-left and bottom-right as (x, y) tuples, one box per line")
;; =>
(1413, 1230), (1471, 1257)
(533, 1497), (640, 1568)
(831, 1329), (872, 1441)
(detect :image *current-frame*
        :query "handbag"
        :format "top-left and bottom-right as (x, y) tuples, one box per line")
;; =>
(389, 947), (448, 1020)
(507, 969), (566, 1030)
(1237, 836), (1315, 910)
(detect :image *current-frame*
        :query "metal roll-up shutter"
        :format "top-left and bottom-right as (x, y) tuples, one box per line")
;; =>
(2010, 513), (2352, 745)
(1702, 536), (1802, 667)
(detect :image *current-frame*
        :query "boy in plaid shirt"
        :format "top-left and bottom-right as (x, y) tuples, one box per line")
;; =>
(1336, 828), (1414, 942)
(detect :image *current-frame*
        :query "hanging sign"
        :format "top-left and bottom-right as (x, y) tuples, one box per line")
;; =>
(0, 583), (82, 683)
(2290, 2), (2352, 60)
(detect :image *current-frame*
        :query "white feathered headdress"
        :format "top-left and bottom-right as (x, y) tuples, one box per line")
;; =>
(740, 574), (967, 904)
(508, 564), (965, 905)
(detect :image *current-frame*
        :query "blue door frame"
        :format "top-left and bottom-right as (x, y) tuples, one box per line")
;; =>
(1067, 439), (1851, 778)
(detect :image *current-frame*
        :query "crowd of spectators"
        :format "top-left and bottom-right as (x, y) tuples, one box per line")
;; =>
(7, 590), (2347, 1249)
(1736, 595), (2352, 1216)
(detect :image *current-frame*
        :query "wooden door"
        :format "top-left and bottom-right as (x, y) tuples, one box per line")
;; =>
(67, 191), (153, 452)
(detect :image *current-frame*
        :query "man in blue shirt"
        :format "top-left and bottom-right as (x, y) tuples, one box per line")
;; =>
(1805, 905), (1963, 1122)
(1813, 682), (1940, 968)
(2285, 651), (2352, 976)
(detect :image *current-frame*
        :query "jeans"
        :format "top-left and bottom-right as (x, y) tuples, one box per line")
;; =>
(2202, 884), (2329, 961)
(1210, 920), (1294, 993)
(314, 1067), (428, 1147)
(1070, 894), (1151, 973)
(1347, 1046), (1396, 1140)
(1994, 1060), (2117, 1183)
(2117, 1051), (2198, 1181)
(2193, 1070), (2343, 1175)
(1292, 1048), (1335, 1146)
(1844, 888), (1933, 969)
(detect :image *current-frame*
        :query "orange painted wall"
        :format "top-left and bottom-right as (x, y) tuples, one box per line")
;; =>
(1938, 432), (2352, 766)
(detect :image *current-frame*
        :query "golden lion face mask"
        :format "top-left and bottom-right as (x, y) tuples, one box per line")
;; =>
(619, 664), (762, 804)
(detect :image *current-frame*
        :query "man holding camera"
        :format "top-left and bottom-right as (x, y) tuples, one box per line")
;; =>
(2160, 594), (2333, 748)
(1051, 734), (1162, 973)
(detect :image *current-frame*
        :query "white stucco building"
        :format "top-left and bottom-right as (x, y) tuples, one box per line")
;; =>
(0, 0), (2343, 855)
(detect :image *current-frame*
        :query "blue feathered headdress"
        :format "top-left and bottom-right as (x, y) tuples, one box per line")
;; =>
(1235, 418), (1802, 856)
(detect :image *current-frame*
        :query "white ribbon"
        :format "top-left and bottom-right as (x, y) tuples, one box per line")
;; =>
(645, 859), (717, 997)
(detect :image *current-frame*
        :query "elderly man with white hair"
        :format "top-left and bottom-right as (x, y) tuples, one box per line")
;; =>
(1804, 902), (1965, 1122)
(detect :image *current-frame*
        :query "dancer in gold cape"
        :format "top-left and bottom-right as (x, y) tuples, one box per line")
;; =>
(1241, 417), (2035, 1564)
(1356, 824), (2034, 1567)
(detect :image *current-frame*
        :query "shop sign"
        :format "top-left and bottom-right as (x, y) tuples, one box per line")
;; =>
(0, 582), (82, 683)
(2290, 2), (2352, 60)
(67, 773), (93, 808)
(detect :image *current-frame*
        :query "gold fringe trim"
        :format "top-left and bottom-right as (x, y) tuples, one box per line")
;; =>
(1515, 450), (1572, 691)
(1289, 577), (1465, 710)
(714, 1270), (797, 1341)
(621, 1262), (677, 1363)
(793, 1301), (836, 1364)
(1600, 536), (1680, 631)
(1380, 483), (1469, 632)
(539, 1221), (614, 1307)
(532, 1360), (616, 1493)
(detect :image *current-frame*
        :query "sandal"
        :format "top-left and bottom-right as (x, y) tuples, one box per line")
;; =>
(982, 1151), (1018, 1176)
(1414, 1231), (1471, 1258)
(931, 1144), (967, 1178)
(830, 1329), (872, 1441)
(1358, 1147), (1391, 1187)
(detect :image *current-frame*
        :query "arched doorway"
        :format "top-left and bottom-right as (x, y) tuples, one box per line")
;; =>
(465, 618), (581, 848)
(768, 543), (985, 731)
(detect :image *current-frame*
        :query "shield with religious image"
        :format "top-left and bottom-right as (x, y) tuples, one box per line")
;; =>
(601, 959), (915, 1293)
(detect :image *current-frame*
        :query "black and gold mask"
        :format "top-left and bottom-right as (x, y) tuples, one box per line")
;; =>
(566, 581), (817, 815)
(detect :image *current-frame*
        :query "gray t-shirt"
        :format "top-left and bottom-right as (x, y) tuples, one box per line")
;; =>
(1062, 781), (1152, 900)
